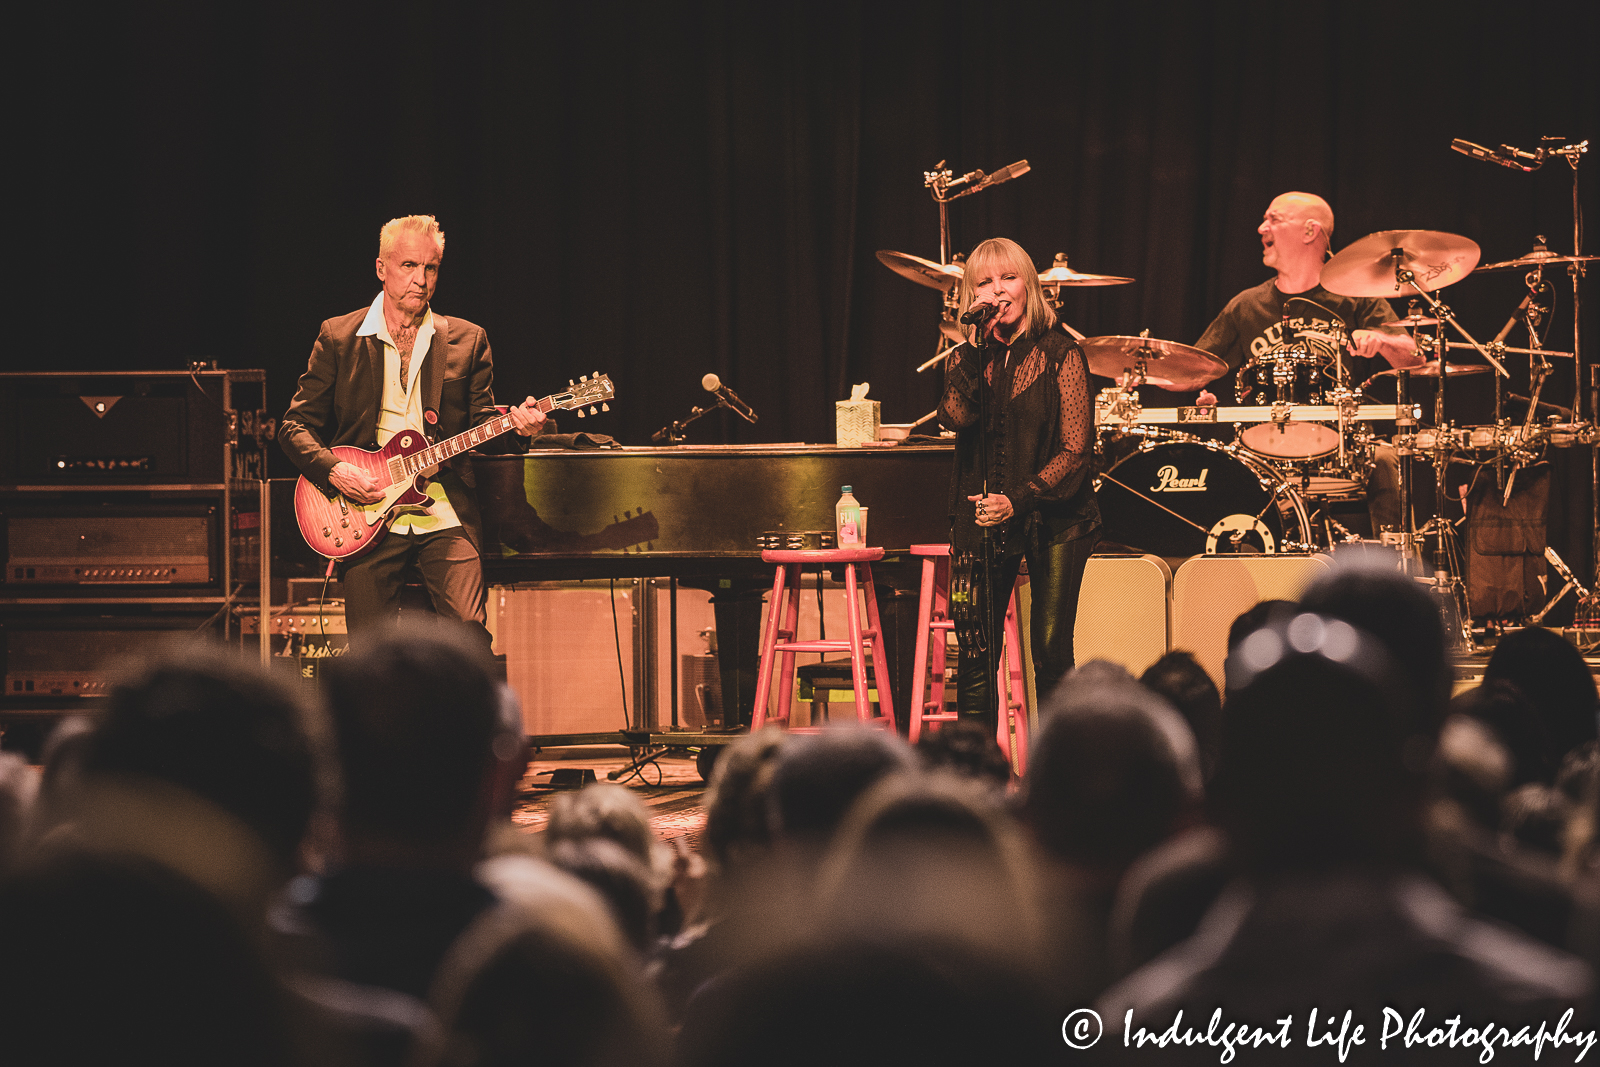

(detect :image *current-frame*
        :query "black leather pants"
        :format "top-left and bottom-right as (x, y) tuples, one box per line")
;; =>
(955, 521), (1098, 729)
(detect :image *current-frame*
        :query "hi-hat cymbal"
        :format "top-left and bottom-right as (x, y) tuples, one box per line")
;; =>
(877, 250), (962, 291)
(1391, 314), (1441, 328)
(1038, 254), (1135, 287)
(1081, 336), (1227, 391)
(1321, 230), (1481, 298)
(1477, 251), (1599, 272)
(1372, 360), (1492, 379)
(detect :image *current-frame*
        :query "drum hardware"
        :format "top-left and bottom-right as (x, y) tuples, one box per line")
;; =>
(1451, 140), (1588, 559)
(1437, 342), (1572, 364)
(1081, 333), (1227, 392)
(1391, 313), (1442, 329)
(1530, 547), (1594, 627)
(1096, 402), (1413, 427)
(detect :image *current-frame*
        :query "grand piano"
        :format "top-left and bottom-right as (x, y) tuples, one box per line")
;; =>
(474, 442), (955, 744)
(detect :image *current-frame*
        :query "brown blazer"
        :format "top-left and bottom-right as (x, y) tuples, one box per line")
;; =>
(279, 305), (528, 549)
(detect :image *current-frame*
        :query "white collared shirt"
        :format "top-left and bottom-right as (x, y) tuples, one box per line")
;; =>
(356, 293), (461, 534)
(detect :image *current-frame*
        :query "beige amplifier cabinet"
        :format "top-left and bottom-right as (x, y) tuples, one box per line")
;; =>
(1171, 554), (1332, 693)
(1073, 554), (1172, 679)
(492, 581), (716, 739)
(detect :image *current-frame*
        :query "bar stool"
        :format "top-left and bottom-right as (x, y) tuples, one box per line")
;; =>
(906, 544), (1030, 773)
(751, 548), (896, 733)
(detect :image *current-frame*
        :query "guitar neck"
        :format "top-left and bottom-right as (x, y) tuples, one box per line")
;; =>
(399, 404), (541, 477)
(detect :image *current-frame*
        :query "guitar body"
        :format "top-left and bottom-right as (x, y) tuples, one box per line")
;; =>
(291, 375), (616, 562)
(294, 431), (437, 561)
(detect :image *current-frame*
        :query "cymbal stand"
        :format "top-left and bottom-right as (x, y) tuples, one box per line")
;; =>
(1416, 316), (1475, 651)
(1502, 265), (1554, 503)
(1387, 253), (1511, 379)
(1394, 369), (1417, 549)
(922, 159), (1032, 367)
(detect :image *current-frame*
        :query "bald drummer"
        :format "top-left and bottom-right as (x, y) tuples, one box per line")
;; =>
(1194, 192), (1420, 534)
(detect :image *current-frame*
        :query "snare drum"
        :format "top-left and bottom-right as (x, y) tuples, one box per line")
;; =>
(1282, 424), (1376, 500)
(1236, 343), (1342, 459)
(1095, 437), (1309, 557)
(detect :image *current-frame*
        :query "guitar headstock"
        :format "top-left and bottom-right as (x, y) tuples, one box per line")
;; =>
(555, 373), (615, 418)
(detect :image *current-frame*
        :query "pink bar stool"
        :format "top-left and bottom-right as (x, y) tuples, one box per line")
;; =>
(906, 544), (1029, 772)
(750, 547), (896, 733)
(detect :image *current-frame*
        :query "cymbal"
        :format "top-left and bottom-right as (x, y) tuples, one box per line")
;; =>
(1390, 314), (1440, 328)
(1477, 251), (1599, 272)
(1373, 360), (1492, 379)
(938, 316), (966, 345)
(1038, 255), (1135, 287)
(877, 250), (962, 291)
(1081, 335), (1227, 392)
(1321, 230), (1481, 298)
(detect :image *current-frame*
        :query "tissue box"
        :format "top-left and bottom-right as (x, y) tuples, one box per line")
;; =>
(835, 400), (880, 447)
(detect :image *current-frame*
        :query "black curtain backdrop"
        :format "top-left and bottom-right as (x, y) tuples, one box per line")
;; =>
(14, 0), (1600, 575)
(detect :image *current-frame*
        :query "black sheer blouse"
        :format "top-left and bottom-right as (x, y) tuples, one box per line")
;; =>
(938, 323), (1098, 552)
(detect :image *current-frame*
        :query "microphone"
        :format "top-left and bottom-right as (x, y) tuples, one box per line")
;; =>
(1492, 291), (1535, 345)
(701, 373), (758, 423)
(976, 159), (1030, 189)
(960, 302), (999, 326)
(1451, 138), (1539, 172)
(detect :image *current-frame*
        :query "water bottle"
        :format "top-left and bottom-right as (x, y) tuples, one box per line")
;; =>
(835, 486), (862, 546)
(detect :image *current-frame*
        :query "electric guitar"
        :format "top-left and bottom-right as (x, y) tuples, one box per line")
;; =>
(294, 374), (615, 561)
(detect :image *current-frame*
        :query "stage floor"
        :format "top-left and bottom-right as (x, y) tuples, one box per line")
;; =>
(513, 748), (707, 852)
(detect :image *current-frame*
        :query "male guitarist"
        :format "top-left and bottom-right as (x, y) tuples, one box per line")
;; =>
(280, 214), (547, 643)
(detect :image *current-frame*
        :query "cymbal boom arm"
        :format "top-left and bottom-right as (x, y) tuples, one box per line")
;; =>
(1391, 255), (1510, 377)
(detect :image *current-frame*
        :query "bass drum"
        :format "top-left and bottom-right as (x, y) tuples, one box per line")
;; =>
(1096, 437), (1309, 557)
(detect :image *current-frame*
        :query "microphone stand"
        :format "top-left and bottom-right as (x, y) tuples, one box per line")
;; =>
(971, 322), (1004, 732)
(650, 392), (757, 444)
(650, 404), (711, 445)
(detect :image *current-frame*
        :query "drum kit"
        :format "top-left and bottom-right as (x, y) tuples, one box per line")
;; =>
(880, 144), (1597, 637)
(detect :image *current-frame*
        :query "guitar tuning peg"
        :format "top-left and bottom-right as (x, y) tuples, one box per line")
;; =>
(592, 370), (600, 379)
(568, 379), (575, 388)
(576, 408), (586, 418)
(588, 405), (598, 415)
(600, 402), (610, 412)
(579, 374), (588, 382)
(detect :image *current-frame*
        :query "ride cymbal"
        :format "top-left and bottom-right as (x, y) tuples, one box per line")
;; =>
(1321, 230), (1480, 298)
(1081, 335), (1227, 391)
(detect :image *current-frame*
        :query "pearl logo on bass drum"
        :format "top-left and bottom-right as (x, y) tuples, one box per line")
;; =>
(1150, 465), (1209, 492)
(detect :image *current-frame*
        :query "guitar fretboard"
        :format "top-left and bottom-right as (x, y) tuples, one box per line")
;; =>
(397, 411), (521, 481)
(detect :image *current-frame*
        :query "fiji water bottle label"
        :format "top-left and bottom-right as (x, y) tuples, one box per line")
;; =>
(838, 518), (859, 545)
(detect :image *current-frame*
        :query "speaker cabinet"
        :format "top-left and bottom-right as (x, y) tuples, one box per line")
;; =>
(1074, 554), (1172, 677)
(1170, 554), (1332, 692)
(492, 582), (716, 738)
(0, 370), (266, 485)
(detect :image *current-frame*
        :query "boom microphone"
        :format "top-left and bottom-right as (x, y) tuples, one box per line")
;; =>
(1451, 138), (1540, 172)
(976, 159), (1030, 189)
(701, 373), (758, 422)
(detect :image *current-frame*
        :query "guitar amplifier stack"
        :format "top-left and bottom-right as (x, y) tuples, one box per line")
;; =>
(0, 370), (271, 731)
